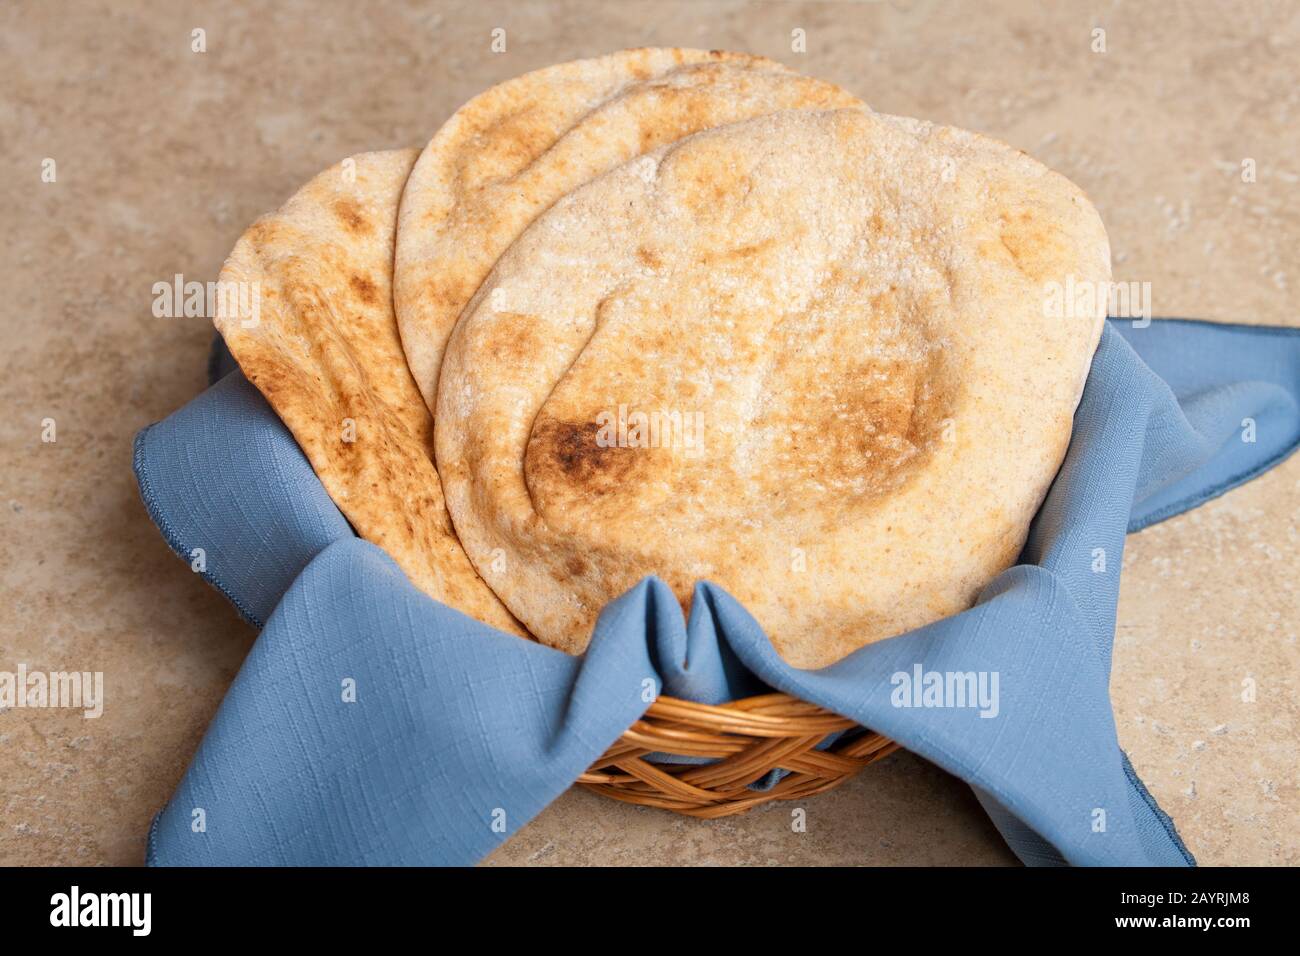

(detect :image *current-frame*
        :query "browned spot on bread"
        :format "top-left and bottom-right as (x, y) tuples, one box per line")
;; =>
(424, 274), (478, 316)
(482, 313), (544, 367)
(987, 201), (1068, 282)
(349, 273), (379, 304)
(636, 246), (662, 269)
(524, 417), (642, 499)
(870, 286), (898, 313)
(565, 555), (588, 578)
(683, 166), (754, 213)
(246, 219), (288, 248)
(333, 198), (372, 235)
(702, 237), (776, 264)
(998, 233), (1023, 266)
(470, 108), (560, 173)
(633, 70), (733, 151)
(760, 306), (953, 506)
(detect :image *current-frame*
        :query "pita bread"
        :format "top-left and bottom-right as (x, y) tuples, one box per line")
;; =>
(394, 48), (864, 411)
(435, 109), (1110, 667)
(214, 150), (523, 635)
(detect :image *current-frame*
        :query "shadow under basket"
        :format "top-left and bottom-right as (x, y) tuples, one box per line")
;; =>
(577, 692), (899, 818)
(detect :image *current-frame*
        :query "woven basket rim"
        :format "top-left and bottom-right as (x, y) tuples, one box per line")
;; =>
(642, 691), (857, 731)
(579, 688), (897, 817)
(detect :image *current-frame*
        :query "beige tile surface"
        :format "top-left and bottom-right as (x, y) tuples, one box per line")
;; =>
(0, 0), (1295, 866)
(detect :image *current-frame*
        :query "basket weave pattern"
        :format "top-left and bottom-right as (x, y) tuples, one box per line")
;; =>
(578, 692), (898, 817)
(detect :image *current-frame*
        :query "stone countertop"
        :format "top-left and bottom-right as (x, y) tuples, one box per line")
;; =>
(1, 0), (1295, 866)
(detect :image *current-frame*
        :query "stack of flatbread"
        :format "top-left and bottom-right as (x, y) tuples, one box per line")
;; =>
(214, 49), (1110, 668)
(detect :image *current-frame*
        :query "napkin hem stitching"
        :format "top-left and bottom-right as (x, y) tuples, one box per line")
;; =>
(132, 424), (265, 630)
(144, 809), (161, 867)
(1122, 750), (1197, 867)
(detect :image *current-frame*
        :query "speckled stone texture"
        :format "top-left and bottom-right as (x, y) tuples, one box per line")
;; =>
(1, 0), (1295, 866)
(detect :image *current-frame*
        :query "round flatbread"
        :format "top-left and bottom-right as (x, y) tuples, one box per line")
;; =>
(394, 48), (864, 412)
(435, 109), (1110, 667)
(215, 150), (523, 635)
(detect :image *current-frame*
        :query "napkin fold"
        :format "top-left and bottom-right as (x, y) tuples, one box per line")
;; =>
(136, 319), (1300, 866)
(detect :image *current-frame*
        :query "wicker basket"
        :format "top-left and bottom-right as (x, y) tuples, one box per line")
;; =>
(578, 692), (899, 818)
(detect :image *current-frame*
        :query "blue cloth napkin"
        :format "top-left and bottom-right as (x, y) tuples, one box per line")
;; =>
(136, 319), (1300, 866)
